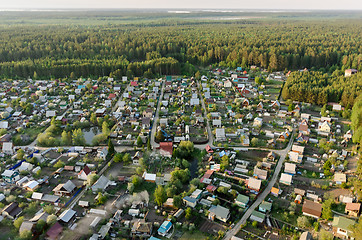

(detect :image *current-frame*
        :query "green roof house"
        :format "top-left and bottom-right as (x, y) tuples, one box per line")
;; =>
(332, 216), (355, 239)
(235, 194), (249, 208)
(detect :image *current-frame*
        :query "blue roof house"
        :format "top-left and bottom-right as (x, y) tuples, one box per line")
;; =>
(157, 221), (173, 237)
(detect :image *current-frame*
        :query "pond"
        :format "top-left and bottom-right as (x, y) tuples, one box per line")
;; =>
(82, 127), (102, 145)
(189, 157), (199, 179)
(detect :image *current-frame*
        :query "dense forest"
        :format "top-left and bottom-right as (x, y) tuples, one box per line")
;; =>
(281, 71), (362, 107)
(0, 11), (361, 79)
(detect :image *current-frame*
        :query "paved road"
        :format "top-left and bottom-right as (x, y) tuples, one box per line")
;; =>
(150, 79), (165, 149)
(223, 130), (295, 240)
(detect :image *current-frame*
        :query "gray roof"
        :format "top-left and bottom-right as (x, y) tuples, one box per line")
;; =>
(58, 209), (76, 223)
(209, 205), (230, 219)
(91, 176), (110, 192)
(63, 180), (76, 192)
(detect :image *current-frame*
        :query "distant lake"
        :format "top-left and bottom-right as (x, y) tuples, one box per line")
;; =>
(82, 127), (102, 145)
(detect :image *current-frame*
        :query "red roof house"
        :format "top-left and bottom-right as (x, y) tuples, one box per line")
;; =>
(46, 222), (63, 240)
(205, 145), (213, 153)
(159, 142), (173, 158)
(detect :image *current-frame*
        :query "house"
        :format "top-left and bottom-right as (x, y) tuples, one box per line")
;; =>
(299, 122), (310, 135)
(143, 172), (156, 183)
(24, 180), (40, 191)
(345, 69), (358, 77)
(253, 168), (268, 180)
(295, 195), (303, 204)
(249, 210), (266, 223)
(247, 177), (261, 192)
(18, 162), (33, 172)
(259, 201), (272, 213)
(58, 209), (77, 226)
(143, 109), (153, 118)
(302, 200), (322, 218)
(257, 102), (263, 112)
(224, 80), (232, 88)
(1, 202), (22, 219)
(280, 173), (292, 185)
(131, 219), (153, 238)
(159, 118), (168, 127)
(183, 196), (198, 208)
(46, 110), (56, 118)
(205, 145), (213, 153)
(53, 180), (77, 196)
(46, 222), (63, 240)
(334, 173), (347, 184)
(299, 231), (313, 240)
(267, 152), (276, 161)
(253, 117), (263, 127)
(159, 142), (173, 158)
(270, 187), (280, 197)
(270, 100), (280, 110)
(208, 205), (230, 223)
(19, 221), (35, 235)
(132, 151), (142, 165)
(142, 118), (151, 129)
(97, 147), (108, 160)
(288, 151), (302, 163)
(296, 133), (309, 143)
(284, 163), (296, 175)
(0, 121), (8, 129)
(212, 119), (222, 128)
(235, 194), (249, 208)
(190, 189), (203, 199)
(215, 128), (226, 141)
(2, 142), (13, 154)
(190, 98), (200, 106)
(91, 176), (110, 192)
(78, 165), (91, 180)
(2, 169), (20, 183)
(318, 121), (331, 133)
(292, 144), (305, 154)
(345, 203), (360, 217)
(332, 216), (355, 239)
(158, 221), (173, 237)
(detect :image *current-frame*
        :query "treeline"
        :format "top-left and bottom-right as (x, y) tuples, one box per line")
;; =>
(0, 19), (361, 79)
(281, 71), (362, 107)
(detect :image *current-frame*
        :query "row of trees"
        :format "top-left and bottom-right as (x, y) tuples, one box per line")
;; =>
(0, 19), (361, 79)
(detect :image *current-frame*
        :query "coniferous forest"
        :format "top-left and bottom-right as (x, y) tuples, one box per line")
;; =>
(0, 11), (361, 80)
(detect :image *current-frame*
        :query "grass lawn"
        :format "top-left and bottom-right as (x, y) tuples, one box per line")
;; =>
(179, 231), (210, 240)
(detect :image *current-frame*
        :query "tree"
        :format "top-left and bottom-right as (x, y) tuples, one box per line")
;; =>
(123, 153), (131, 164)
(14, 216), (24, 229)
(19, 230), (32, 240)
(35, 219), (46, 233)
(154, 185), (167, 206)
(185, 207), (192, 220)
(61, 130), (71, 145)
(131, 175), (142, 187)
(351, 215), (362, 239)
(72, 128), (85, 145)
(255, 76), (261, 85)
(251, 137), (259, 147)
(96, 192), (107, 205)
(173, 195), (182, 208)
(108, 139), (115, 157)
(322, 198), (333, 220)
(319, 229), (333, 240)
(46, 214), (57, 225)
(136, 136), (143, 147)
(296, 216), (311, 228)
(155, 130), (165, 142)
(102, 121), (110, 135)
(195, 71), (201, 80)
(53, 160), (65, 168)
(87, 173), (99, 186)
(16, 149), (25, 160)
(113, 153), (123, 162)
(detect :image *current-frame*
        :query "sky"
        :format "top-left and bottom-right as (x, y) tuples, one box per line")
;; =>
(0, 0), (361, 10)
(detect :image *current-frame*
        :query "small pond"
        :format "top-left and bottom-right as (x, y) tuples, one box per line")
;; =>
(82, 127), (102, 145)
